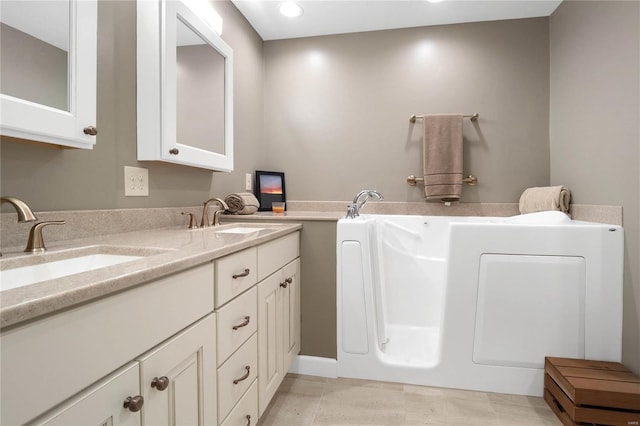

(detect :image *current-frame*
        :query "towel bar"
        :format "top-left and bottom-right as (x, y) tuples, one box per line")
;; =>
(409, 113), (479, 123)
(407, 175), (478, 186)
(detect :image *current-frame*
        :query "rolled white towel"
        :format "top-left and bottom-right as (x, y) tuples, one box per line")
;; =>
(519, 186), (571, 215)
(224, 193), (260, 215)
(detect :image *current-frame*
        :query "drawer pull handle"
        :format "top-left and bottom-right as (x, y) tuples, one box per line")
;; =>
(280, 277), (293, 288)
(233, 366), (251, 384)
(123, 395), (144, 412)
(245, 414), (251, 426)
(232, 316), (251, 330)
(232, 268), (250, 279)
(151, 376), (170, 391)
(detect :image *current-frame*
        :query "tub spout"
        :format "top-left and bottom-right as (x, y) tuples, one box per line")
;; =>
(346, 190), (384, 218)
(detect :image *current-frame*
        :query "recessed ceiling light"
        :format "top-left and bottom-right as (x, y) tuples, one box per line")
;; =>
(280, 1), (303, 18)
(427, 0), (445, 3)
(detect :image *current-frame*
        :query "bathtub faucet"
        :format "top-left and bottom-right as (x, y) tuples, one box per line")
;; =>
(346, 190), (384, 218)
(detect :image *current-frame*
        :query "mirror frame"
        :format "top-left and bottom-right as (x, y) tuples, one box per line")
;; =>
(0, 0), (97, 149)
(137, 0), (234, 172)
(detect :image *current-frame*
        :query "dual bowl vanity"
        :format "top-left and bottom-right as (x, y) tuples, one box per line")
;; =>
(0, 222), (301, 425)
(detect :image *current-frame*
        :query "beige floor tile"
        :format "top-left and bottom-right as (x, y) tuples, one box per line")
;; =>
(257, 375), (563, 426)
(260, 392), (321, 426)
(487, 392), (549, 408)
(315, 384), (405, 425)
(260, 374), (326, 426)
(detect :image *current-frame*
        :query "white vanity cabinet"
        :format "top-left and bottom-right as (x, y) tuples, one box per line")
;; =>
(0, 0), (98, 149)
(1, 230), (301, 426)
(213, 231), (300, 423)
(257, 234), (301, 416)
(2, 263), (216, 425)
(33, 314), (216, 426)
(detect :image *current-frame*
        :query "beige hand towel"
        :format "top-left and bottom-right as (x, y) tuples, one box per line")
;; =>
(224, 193), (260, 215)
(422, 114), (464, 201)
(518, 186), (571, 214)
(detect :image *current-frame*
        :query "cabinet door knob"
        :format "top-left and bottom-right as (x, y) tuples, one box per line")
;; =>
(233, 366), (251, 384)
(169, 148), (179, 155)
(83, 126), (98, 135)
(151, 376), (170, 391)
(280, 277), (292, 288)
(232, 316), (251, 330)
(123, 395), (144, 412)
(232, 268), (250, 279)
(245, 414), (251, 426)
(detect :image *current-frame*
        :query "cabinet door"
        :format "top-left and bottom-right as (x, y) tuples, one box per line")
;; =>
(137, 313), (217, 426)
(0, 0), (98, 148)
(257, 271), (284, 416)
(32, 362), (141, 426)
(282, 258), (301, 372)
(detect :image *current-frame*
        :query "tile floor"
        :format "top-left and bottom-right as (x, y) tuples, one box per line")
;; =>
(259, 374), (562, 426)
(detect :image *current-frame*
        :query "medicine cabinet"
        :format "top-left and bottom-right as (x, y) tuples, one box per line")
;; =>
(0, 0), (98, 149)
(137, 0), (234, 172)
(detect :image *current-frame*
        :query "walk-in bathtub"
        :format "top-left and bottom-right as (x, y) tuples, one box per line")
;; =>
(337, 211), (623, 396)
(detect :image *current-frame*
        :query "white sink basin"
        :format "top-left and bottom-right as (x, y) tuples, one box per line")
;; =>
(215, 227), (265, 234)
(1, 254), (144, 291)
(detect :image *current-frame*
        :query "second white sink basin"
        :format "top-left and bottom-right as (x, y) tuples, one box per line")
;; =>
(215, 227), (265, 234)
(1, 254), (144, 291)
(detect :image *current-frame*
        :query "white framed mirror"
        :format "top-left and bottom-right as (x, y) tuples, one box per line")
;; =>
(0, 0), (97, 149)
(137, 0), (234, 172)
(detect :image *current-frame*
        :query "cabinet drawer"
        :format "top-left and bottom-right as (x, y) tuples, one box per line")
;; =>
(257, 232), (300, 281)
(216, 248), (258, 308)
(1, 263), (214, 426)
(220, 380), (258, 426)
(217, 333), (258, 421)
(217, 287), (257, 366)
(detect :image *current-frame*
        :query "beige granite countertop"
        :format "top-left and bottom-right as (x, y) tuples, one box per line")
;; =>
(0, 222), (301, 329)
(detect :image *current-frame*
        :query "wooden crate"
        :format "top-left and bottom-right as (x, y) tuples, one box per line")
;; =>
(544, 357), (640, 426)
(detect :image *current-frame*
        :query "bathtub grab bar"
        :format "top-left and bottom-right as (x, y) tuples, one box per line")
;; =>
(409, 113), (479, 123)
(407, 175), (478, 186)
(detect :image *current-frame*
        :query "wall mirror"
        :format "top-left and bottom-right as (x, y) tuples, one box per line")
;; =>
(0, 0), (97, 149)
(137, 0), (234, 172)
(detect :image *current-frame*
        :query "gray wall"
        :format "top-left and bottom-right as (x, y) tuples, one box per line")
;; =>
(550, 1), (640, 374)
(263, 18), (550, 202)
(0, 0), (263, 212)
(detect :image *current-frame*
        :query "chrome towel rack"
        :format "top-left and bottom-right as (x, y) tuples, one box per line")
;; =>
(409, 113), (479, 123)
(407, 175), (478, 186)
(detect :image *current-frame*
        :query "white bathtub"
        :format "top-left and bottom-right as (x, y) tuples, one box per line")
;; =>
(336, 211), (624, 396)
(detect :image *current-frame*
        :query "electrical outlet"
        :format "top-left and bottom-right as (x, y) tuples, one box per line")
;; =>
(245, 173), (252, 191)
(124, 166), (149, 196)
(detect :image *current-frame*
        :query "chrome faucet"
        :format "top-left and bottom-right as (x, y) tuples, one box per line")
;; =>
(1, 196), (65, 253)
(201, 198), (229, 227)
(346, 190), (384, 218)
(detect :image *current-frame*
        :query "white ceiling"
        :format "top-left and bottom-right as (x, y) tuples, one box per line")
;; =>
(231, 0), (562, 41)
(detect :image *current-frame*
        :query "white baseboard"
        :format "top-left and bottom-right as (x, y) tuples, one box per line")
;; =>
(288, 355), (338, 378)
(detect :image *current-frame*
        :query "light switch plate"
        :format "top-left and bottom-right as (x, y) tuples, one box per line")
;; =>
(124, 166), (149, 196)
(245, 173), (252, 191)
